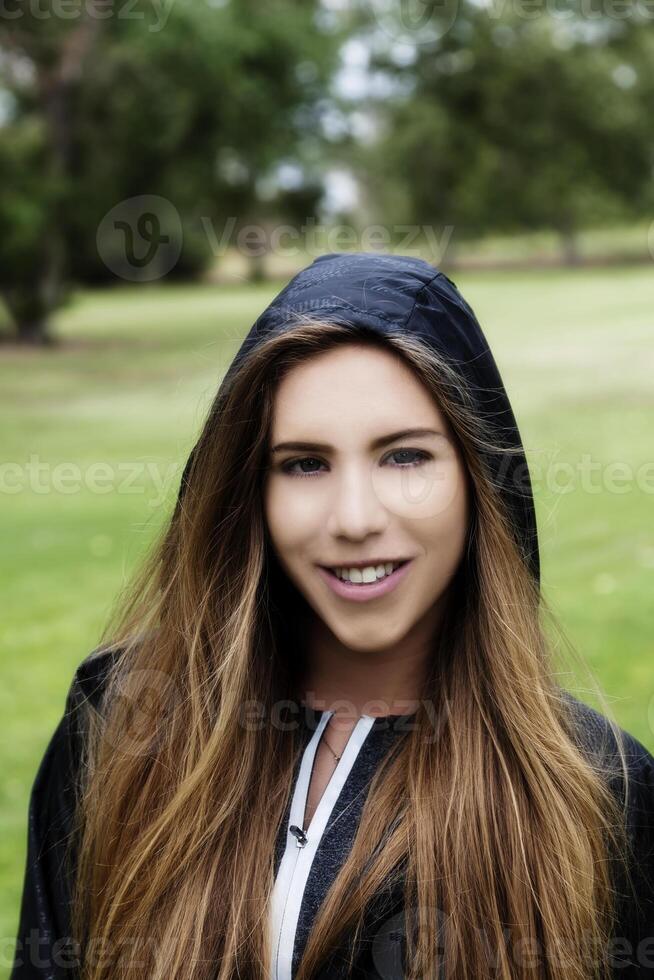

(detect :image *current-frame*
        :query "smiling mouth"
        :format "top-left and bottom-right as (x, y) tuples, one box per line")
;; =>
(321, 559), (410, 584)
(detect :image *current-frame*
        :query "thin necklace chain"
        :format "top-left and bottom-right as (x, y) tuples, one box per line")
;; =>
(310, 706), (372, 763)
(320, 712), (367, 762)
(321, 732), (341, 762)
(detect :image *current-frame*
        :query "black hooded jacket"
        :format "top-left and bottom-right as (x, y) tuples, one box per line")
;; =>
(10, 253), (654, 978)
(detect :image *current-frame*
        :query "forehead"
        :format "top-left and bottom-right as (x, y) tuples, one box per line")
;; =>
(269, 345), (448, 433)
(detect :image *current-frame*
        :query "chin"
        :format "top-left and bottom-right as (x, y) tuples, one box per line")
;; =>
(333, 621), (410, 655)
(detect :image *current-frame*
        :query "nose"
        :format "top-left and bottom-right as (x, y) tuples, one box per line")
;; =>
(325, 461), (389, 540)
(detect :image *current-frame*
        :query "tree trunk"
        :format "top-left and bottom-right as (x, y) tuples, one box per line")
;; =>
(559, 225), (581, 267)
(248, 252), (268, 282)
(14, 318), (56, 346)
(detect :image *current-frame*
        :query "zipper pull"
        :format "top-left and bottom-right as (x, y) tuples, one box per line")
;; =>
(289, 824), (308, 848)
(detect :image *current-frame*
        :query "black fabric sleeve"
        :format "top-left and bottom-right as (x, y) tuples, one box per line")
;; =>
(9, 651), (114, 979)
(612, 734), (654, 977)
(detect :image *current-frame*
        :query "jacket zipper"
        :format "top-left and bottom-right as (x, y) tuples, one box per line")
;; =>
(273, 732), (326, 980)
(274, 826), (308, 977)
(271, 713), (375, 980)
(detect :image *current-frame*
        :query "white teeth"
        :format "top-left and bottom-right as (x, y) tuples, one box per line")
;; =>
(334, 561), (403, 583)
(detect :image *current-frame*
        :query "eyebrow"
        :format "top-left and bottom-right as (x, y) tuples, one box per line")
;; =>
(270, 428), (447, 455)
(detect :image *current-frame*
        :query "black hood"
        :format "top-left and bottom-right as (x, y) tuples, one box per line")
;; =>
(176, 251), (539, 585)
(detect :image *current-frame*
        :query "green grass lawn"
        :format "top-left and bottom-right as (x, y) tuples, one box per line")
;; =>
(1, 266), (653, 965)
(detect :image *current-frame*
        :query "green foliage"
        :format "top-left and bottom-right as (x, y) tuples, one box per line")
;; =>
(67, 0), (339, 281)
(0, 0), (340, 336)
(0, 117), (67, 330)
(361, 3), (654, 240)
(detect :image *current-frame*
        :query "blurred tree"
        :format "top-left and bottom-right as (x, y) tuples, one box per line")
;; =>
(0, 117), (66, 345)
(0, 0), (341, 343)
(0, 0), (105, 342)
(351, 1), (654, 264)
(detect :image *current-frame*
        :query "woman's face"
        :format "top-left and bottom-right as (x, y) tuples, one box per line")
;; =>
(263, 343), (470, 654)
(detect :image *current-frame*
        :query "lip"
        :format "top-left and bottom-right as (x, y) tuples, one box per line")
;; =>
(316, 559), (413, 603)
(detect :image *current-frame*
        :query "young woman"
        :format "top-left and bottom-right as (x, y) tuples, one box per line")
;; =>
(11, 252), (654, 979)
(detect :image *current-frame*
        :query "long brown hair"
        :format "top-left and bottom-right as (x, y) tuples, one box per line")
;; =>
(69, 317), (635, 979)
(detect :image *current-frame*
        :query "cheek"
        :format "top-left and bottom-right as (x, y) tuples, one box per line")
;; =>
(263, 476), (320, 557)
(418, 470), (470, 561)
(263, 479), (287, 556)
(371, 458), (467, 525)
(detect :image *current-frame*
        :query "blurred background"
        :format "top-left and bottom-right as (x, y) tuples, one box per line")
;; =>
(1, 0), (653, 964)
